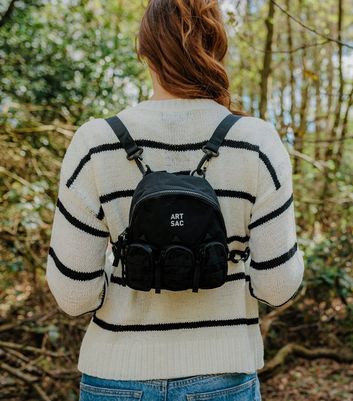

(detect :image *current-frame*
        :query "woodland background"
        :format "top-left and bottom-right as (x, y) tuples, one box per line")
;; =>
(0, 0), (352, 400)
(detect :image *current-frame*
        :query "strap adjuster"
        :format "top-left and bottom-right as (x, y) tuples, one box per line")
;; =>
(126, 147), (143, 160)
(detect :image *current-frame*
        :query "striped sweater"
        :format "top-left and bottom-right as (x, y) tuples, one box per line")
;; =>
(46, 98), (305, 380)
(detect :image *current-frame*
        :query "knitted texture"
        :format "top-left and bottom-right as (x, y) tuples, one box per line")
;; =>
(46, 98), (305, 380)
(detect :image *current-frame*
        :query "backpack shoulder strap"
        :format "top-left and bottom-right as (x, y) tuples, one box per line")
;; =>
(192, 113), (243, 177)
(104, 115), (151, 176)
(202, 113), (243, 156)
(105, 115), (142, 160)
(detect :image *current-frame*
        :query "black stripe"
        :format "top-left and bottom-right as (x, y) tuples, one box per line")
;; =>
(225, 139), (259, 153)
(100, 189), (135, 204)
(248, 194), (293, 230)
(96, 206), (105, 220)
(92, 314), (259, 332)
(259, 151), (281, 190)
(250, 242), (298, 270)
(214, 189), (256, 203)
(226, 272), (247, 281)
(57, 198), (109, 238)
(131, 138), (259, 154)
(48, 247), (104, 280)
(66, 139), (278, 189)
(227, 234), (250, 244)
(110, 269), (294, 309)
(66, 143), (121, 188)
(110, 269), (298, 311)
(109, 271), (297, 309)
(66, 152), (92, 188)
(100, 188), (255, 205)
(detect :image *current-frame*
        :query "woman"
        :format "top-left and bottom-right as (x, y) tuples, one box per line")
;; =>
(46, 0), (305, 400)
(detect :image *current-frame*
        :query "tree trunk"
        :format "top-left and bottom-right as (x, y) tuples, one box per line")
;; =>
(314, 45), (322, 161)
(293, 0), (309, 174)
(286, 0), (296, 125)
(259, 0), (275, 119)
(324, 0), (344, 162)
(335, 83), (353, 169)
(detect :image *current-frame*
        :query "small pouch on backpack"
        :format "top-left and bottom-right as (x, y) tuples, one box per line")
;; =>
(199, 241), (228, 289)
(161, 245), (195, 291)
(125, 243), (154, 291)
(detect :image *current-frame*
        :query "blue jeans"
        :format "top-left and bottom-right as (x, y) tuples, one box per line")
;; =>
(79, 371), (262, 401)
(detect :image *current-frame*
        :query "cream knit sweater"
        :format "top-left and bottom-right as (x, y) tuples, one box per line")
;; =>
(46, 98), (305, 380)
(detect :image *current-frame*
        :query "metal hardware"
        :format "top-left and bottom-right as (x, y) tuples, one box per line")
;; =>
(202, 145), (219, 157)
(118, 228), (127, 242)
(190, 168), (205, 177)
(228, 247), (250, 263)
(125, 147), (152, 176)
(202, 157), (210, 171)
(192, 152), (212, 177)
(126, 147), (143, 160)
(134, 155), (152, 176)
(242, 247), (250, 261)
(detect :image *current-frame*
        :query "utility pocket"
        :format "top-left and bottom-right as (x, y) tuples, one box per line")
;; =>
(125, 243), (154, 291)
(161, 245), (195, 291)
(199, 241), (228, 289)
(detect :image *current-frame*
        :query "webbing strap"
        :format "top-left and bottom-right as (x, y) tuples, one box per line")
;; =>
(154, 258), (161, 294)
(202, 114), (243, 155)
(105, 115), (142, 160)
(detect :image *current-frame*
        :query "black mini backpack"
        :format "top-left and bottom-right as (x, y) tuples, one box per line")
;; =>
(105, 112), (250, 294)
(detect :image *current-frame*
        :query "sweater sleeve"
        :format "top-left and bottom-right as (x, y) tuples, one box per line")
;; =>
(247, 122), (305, 307)
(45, 122), (111, 317)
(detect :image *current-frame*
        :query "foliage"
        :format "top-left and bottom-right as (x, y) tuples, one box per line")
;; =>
(0, 0), (352, 399)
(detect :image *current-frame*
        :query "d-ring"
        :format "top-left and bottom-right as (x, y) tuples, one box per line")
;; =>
(190, 168), (205, 177)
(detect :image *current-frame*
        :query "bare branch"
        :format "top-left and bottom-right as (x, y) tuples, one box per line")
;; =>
(270, 0), (353, 49)
(238, 33), (330, 54)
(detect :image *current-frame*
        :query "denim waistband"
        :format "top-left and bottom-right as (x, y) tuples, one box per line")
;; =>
(81, 371), (257, 389)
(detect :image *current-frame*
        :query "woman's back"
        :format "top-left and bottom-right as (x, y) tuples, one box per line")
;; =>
(46, 97), (304, 380)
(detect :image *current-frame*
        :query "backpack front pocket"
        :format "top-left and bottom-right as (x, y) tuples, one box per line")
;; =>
(125, 243), (154, 291)
(199, 241), (228, 289)
(161, 245), (195, 291)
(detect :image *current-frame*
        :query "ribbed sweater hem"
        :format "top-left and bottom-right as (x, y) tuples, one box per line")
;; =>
(77, 319), (264, 380)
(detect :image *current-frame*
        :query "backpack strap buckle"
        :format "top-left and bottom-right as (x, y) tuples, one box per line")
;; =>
(126, 147), (143, 160)
(104, 116), (153, 176)
(194, 114), (243, 176)
(202, 145), (219, 157)
(135, 155), (152, 176)
(191, 152), (210, 177)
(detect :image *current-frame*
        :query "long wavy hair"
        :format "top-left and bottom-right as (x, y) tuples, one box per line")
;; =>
(136, 0), (246, 115)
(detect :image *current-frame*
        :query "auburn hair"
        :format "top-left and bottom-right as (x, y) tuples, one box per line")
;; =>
(136, 0), (246, 115)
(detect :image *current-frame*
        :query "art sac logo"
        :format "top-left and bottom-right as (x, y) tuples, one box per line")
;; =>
(170, 213), (184, 227)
